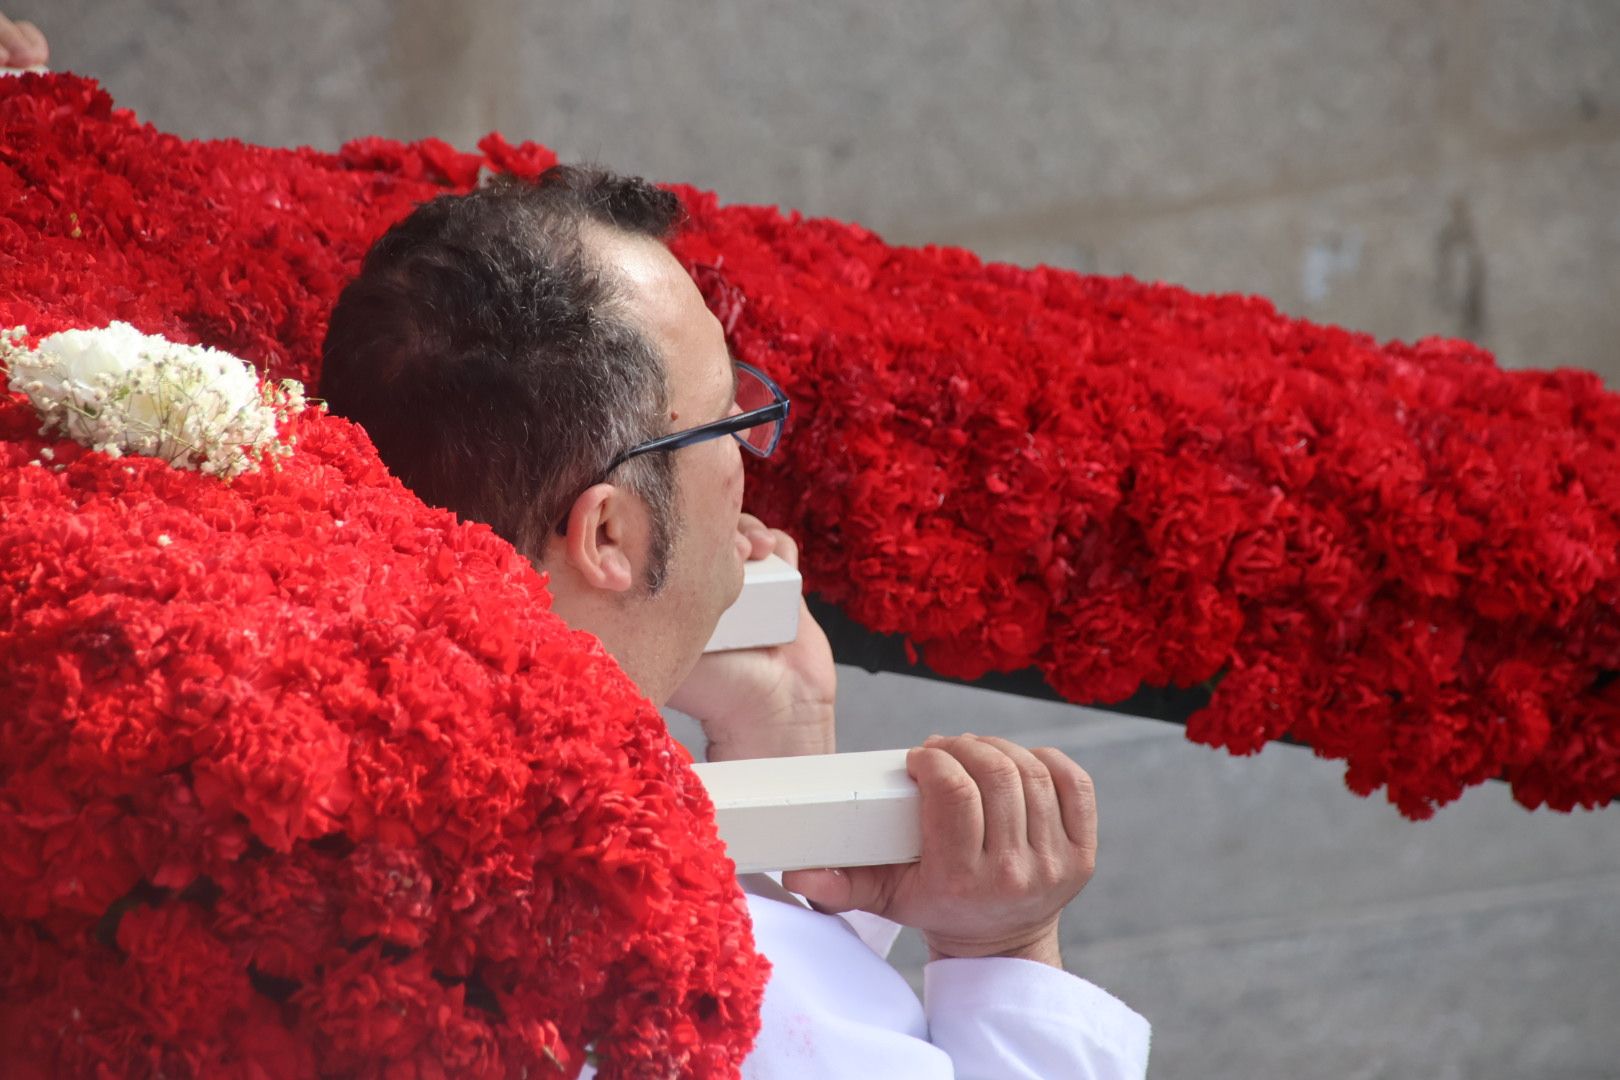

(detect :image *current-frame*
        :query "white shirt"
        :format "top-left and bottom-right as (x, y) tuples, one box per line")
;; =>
(740, 889), (1151, 1079)
(583, 882), (1151, 1078)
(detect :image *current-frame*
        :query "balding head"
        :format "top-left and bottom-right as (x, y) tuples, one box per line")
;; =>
(320, 167), (684, 581)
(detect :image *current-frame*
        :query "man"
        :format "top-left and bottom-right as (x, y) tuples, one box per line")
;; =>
(321, 167), (1150, 1077)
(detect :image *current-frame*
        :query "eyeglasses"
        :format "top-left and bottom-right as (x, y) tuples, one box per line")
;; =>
(554, 361), (790, 535)
(603, 360), (790, 475)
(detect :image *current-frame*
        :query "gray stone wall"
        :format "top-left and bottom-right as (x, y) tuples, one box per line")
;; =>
(30, 0), (1620, 382)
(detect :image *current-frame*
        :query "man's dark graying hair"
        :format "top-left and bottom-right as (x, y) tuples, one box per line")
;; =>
(320, 165), (684, 589)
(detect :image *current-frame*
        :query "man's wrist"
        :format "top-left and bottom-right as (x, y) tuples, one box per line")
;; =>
(925, 924), (1065, 969)
(700, 701), (836, 762)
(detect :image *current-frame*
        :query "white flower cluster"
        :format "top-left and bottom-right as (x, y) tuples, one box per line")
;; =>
(1, 322), (306, 478)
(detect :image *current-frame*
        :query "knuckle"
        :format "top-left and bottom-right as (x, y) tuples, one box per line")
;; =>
(1038, 853), (1071, 888)
(1070, 762), (1096, 792)
(942, 872), (978, 902)
(1032, 746), (1075, 777)
(1053, 757), (1095, 798)
(992, 852), (1032, 892)
(933, 771), (980, 806)
(1072, 771), (1098, 814)
(941, 781), (978, 809)
(1019, 758), (1055, 791)
(981, 756), (1022, 789)
(1045, 751), (1082, 780)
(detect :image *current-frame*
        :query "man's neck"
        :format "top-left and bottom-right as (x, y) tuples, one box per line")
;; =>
(545, 577), (681, 706)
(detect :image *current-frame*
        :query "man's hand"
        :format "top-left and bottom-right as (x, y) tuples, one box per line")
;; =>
(0, 14), (48, 68)
(668, 514), (837, 762)
(782, 734), (1097, 969)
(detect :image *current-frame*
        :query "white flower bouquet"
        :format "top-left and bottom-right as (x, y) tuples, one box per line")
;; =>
(1, 322), (305, 477)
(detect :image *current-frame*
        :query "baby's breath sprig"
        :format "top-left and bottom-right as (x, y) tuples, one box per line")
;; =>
(1, 323), (305, 478)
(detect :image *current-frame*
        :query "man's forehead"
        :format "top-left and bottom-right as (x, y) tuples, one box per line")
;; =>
(581, 223), (680, 302)
(581, 222), (731, 409)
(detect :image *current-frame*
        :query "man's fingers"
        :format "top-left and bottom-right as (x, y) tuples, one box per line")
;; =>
(972, 734), (1064, 852)
(0, 16), (18, 65)
(908, 744), (983, 873)
(18, 19), (45, 63)
(22, 20), (46, 60)
(769, 527), (799, 568)
(731, 514), (801, 566)
(735, 512), (774, 559)
(0, 17), (45, 66)
(781, 865), (886, 915)
(939, 734), (1028, 853)
(1029, 746), (1098, 860)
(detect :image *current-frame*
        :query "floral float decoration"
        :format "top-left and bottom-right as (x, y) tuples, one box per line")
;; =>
(3, 322), (305, 476)
(1, 189), (767, 1078)
(672, 198), (1620, 821)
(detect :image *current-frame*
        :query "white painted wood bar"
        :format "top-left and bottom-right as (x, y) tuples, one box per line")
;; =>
(703, 553), (802, 652)
(692, 750), (922, 874)
(694, 554), (923, 873)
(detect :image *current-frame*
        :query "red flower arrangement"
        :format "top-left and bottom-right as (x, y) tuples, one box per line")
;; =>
(2, 61), (1617, 1073)
(1, 76), (764, 1078)
(672, 199), (1620, 819)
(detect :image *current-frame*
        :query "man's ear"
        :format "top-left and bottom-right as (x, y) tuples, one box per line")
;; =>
(561, 482), (640, 594)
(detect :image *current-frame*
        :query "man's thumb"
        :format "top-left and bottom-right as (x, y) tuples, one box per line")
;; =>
(781, 867), (880, 914)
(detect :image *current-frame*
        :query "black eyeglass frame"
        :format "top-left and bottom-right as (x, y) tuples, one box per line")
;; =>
(554, 360), (790, 535)
(602, 360), (790, 475)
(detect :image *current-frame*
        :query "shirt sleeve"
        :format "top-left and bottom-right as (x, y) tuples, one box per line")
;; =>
(923, 957), (1151, 1080)
(584, 894), (1152, 1080)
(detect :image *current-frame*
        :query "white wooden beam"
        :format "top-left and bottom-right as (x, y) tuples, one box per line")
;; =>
(691, 750), (921, 874)
(694, 557), (923, 873)
(703, 553), (802, 652)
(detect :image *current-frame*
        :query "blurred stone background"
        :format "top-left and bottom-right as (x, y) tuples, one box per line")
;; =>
(26, 2), (1620, 1077)
(32, 0), (1620, 383)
